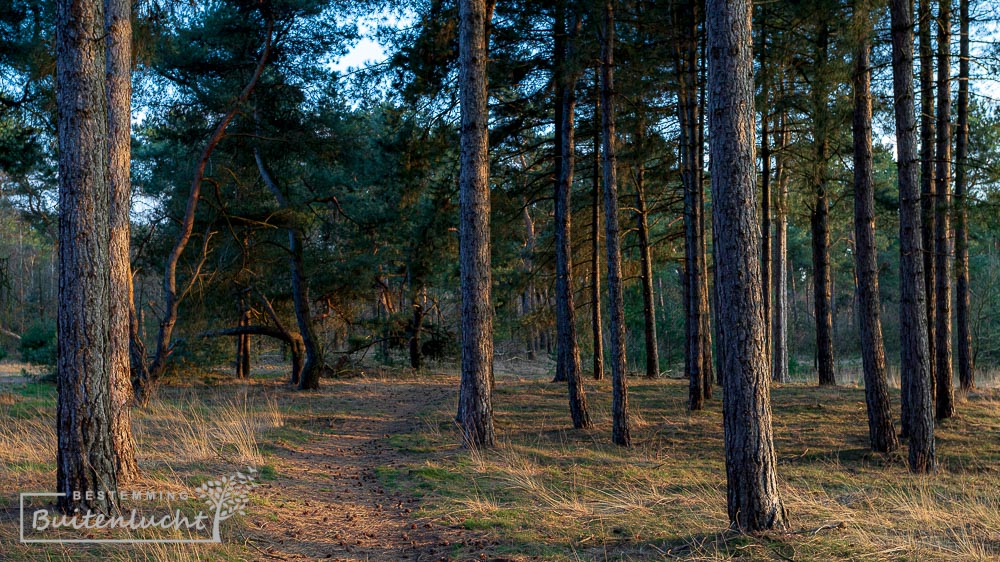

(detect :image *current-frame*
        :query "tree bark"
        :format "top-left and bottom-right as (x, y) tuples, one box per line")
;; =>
(676, 2), (704, 408)
(772, 108), (790, 384)
(889, 0), (936, 473)
(811, 22), (835, 387)
(457, 0), (496, 448)
(551, 0), (568, 385)
(601, 0), (630, 447)
(634, 163), (659, 379)
(706, 0), (787, 532)
(106, 0), (138, 482)
(955, 0), (973, 392)
(552, 6), (590, 427)
(851, 16), (899, 453)
(934, 0), (954, 420)
(698, 30), (714, 397)
(56, 0), (118, 513)
(918, 0), (937, 415)
(591, 78), (605, 381)
(759, 19), (772, 377)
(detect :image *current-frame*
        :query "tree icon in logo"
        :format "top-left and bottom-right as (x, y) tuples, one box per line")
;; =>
(195, 467), (257, 542)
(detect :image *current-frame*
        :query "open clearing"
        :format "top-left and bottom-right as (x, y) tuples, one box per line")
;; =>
(1, 365), (998, 560)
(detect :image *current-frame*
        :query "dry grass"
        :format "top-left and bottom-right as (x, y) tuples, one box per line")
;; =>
(0, 379), (284, 561)
(376, 371), (1000, 560)
(1, 363), (998, 561)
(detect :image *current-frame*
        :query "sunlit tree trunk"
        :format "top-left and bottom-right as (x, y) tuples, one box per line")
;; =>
(106, 0), (138, 482)
(772, 107), (790, 384)
(851, 12), (899, 453)
(56, 0), (119, 513)
(707, 0), (787, 532)
(457, 0), (496, 448)
(591, 79), (605, 381)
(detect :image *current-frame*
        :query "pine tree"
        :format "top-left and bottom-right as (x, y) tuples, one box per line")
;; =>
(707, 0), (787, 531)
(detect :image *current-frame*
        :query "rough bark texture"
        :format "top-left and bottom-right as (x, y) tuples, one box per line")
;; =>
(933, 0), (954, 420)
(889, 0), (936, 473)
(634, 164), (659, 380)
(601, 0), (630, 447)
(772, 109), (790, 384)
(56, 0), (119, 513)
(706, 0), (787, 532)
(918, 0), (937, 413)
(457, 0), (496, 448)
(553, 8), (590, 427)
(591, 88), (605, 382)
(955, 0), (973, 392)
(851, 23), (899, 453)
(677, 0), (705, 409)
(105, 0), (138, 483)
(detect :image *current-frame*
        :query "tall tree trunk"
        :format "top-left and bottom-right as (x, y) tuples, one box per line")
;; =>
(811, 22), (836, 387)
(601, 0), (630, 447)
(934, 0), (954, 420)
(551, 0), (568, 385)
(811, 188), (835, 385)
(677, 3), (704, 408)
(772, 108), (790, 384)
(106, 0), (138, 483)
(889, 0), (936, 473)
(522, 202), (537, 360)
(851, 15), (899, 453)
(591, 79), (605, 381)
(457, 0), (496, 448)
(634, 163), (659, 379)
(698, 28), (714, 396)
(955, 0), (973, 391)
(759, 20), (772, 377)
(918, 0), (937, 415)
(553, 6), (591, 427)
(706, 0), (787, 532)
(55, 0), (118, 513)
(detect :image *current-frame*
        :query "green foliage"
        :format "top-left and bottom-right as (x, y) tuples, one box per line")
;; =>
(18, 322), (55, 366)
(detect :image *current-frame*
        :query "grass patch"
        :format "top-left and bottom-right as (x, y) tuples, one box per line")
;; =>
(377, 373), (1000, 560)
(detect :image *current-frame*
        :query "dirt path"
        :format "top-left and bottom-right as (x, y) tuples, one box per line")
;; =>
(244, 379), (488, 561)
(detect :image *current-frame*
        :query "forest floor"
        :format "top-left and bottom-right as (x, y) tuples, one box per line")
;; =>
(0, 359), (998, 561)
